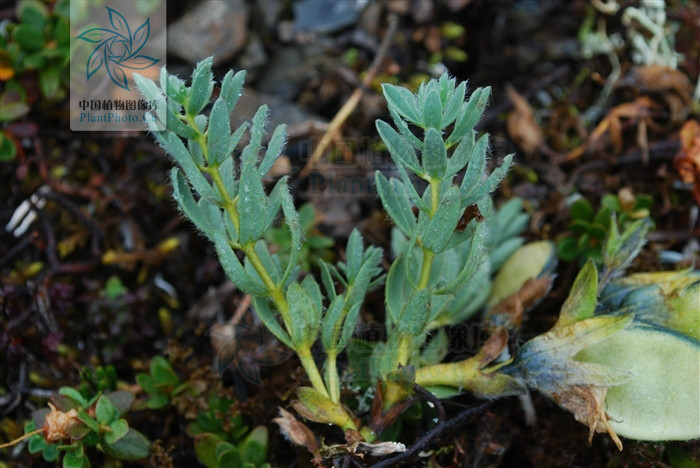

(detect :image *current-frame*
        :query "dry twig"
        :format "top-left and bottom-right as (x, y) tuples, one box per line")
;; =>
(298, 13), (399, 179)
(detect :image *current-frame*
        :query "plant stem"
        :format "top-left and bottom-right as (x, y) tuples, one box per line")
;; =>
(298, 346), (331, 399)
(429, 178), (440, 215)
(392, 180), (439, 370)
(206, 165), (241, 234)
(417, 177), (440, 290)
(415, 358), (521, 397)
(323, 288), (354, 403)
(415, 359), (477, 388)
(395, 334), (413, 367)
(326, 350), (340, 403)
(0, 428), (44, 448)
(242, 241), (330, 398)
(240, 243), (289, 318)
(418, 248), (434, 289)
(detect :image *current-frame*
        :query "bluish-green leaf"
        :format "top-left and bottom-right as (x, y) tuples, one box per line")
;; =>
(345, 228), (364, 281)
(165, 73), (188, 104)
(194, 114), (208, 133)
(441, 81), (466, 129)
(446, 131), (474, 177)
(134, 73), (166, 115)
(459, 133), (489, 202)
(166, 107), (199, 140)
(171, 169), (214, 238)
(251, 296), (292, 347)
(212, 233), (267, 296)
(220, 69), (246, 113)
(385, 256), (410, 324)
(397, 288), (431, 336)
(259, 124), (287, 177)
(280, 185), (301, 285)
(422, 89), (443, 129)
(218, 156), (236, 197)
(420, 328), (449, 366)
(302, 275), (323, 315)
(264, 176), (285, 234)
(238, 163), (268, 243)
(346, 245), (384, 307)
(435, 220), (488, 294)
(396, 162), (429, 212)
(337, 303), (361, 352)
(447, 86), (490, 147)
(207, 97), (231, 165)
(484, 153), (513, 193)
(423, 187), (461, 253)
(241, 106), (268, 166)
(164, 133), (222, 202)
(382, 83), (421, 125)
(228, 121), (249, 155)
(321, 295), (347, 351)
(489, 237), (524, 271)
(187, 57), (214, 116)
(320, 260), (337, 301)
(422, 127), (447, 179)
(389, 107), (423, 149)
(375, 173), (416, 237)
(287, 283), (320, 348)
(376, 120), (421, 173)
(249, 241), (280, 283)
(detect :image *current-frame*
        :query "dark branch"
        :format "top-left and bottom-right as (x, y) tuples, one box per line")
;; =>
(368, 401), (492, 468)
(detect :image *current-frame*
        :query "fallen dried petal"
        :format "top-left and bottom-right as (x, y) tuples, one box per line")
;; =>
(43, 403), (80, 443)
(273, 407), (319, 454)
(356, 441), (407, 456)
(552, 385), (623, 451)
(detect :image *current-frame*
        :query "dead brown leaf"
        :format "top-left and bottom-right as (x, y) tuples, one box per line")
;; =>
(621, 65), (694, 126)
(478, 328), (509, 367)
(625, 65), (693, 104)
(274, 407), (320, 457)
(486, 276), (554, 330)
(566, 97), (660, 161)
(674, 119), (700, 204)
(506, 84), (544, 155)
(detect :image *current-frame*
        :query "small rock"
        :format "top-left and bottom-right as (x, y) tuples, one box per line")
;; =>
(446, 0), (473, 11)
(236, 33), (267, 80)
(168, 0), (249, 65)
(256, 46), (309, 100)
(358, 1), (382, 36)
(412, 0), (434, 23)
(293, 0), (366, 34)
(233, 87), (322, 134)
(254, 0), (284, 30)
(277, 20), (295, 43)
(387, 0), (410, 14)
